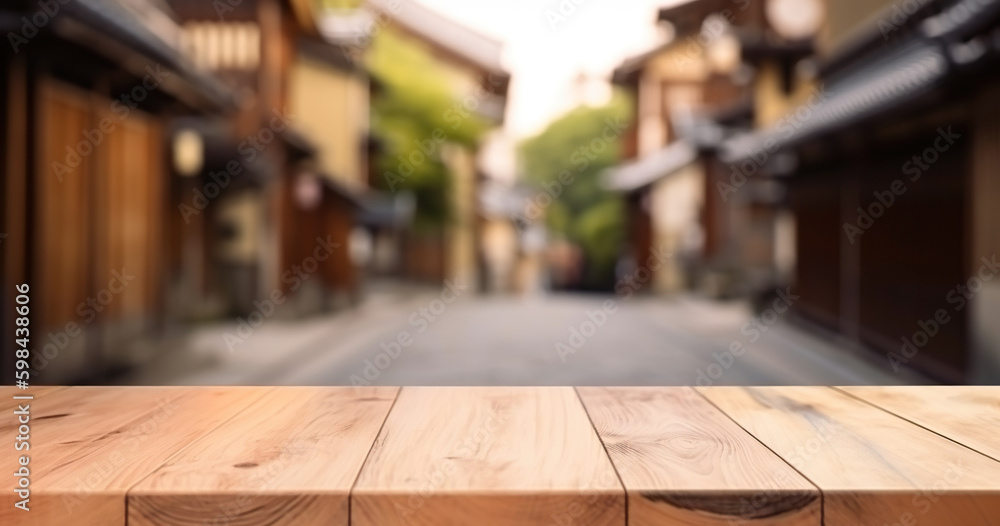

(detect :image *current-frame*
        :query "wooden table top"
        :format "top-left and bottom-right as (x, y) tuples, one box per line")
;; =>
(2, 386), (998, 525)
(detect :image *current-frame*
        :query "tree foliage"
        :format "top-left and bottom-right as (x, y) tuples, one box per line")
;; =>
(519, 94), (632, 288)
(366, 29), (489, 230)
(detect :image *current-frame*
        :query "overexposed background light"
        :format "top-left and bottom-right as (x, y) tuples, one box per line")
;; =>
(413, 0), (686, 139)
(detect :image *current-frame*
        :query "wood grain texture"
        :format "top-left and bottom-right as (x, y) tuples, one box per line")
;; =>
(839, 386), (1000, 461)
(578, 387), (820, 526)
(352, 387), (624, 526)
(128, 387), (398, 526)
(0, 386), (66, 412)
(0, 386), (268, 526)
(6, 386), (1000, 525)
(698, 386), (1000, 526)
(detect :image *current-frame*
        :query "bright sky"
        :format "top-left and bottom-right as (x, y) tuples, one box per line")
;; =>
(414, 0), (683, 139)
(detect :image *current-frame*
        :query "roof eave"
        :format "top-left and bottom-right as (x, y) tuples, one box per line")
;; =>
(56, 1), (236, 113)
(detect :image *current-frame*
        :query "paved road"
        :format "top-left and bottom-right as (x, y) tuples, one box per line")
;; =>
(128, 289), (930, 386)
(277, 293), (925, 385)
(132, 287), (924, 385)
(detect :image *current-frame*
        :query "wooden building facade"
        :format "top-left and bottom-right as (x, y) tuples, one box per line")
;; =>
(1, 0), (232, 382)
(166, 0), (364, 316)
(724, 0), (1000, 381)
(606, 0), (772, 295)
(366, 0), (510, 288)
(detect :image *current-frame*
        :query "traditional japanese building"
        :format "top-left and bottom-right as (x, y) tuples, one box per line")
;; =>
(723, 0), (1000, 382)
(365, 0), (510, 288)
(1, 0), (233, 382)
(605, 0), (778, 296)
(166, 0), (367, 317)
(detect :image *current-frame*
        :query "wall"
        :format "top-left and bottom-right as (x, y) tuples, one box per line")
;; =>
(649, 162), (704, 293)
(790, 122), (971, 381)
(855, 128), (967, 379)
(480, 219), (518, 293)
(32, 78), (165, 381)
(971, 82), (1000, 382)
(290, 56), (368, 187)
(637, 45), (712, 156)
(444, 144), (478, 288)
(789, 167), (843, 329)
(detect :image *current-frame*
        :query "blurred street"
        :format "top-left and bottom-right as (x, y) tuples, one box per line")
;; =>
(6, 0), (1000, 386)
(124, 286), (926, 386)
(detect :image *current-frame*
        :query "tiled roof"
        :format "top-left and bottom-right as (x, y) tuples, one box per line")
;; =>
(721, 0), (1000, 165)
(603, 141), (699, 192)
(721, 40), (948, 163)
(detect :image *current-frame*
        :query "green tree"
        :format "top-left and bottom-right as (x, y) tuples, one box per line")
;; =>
(519, 94), (632, 288)
(366, 30), (488, 230)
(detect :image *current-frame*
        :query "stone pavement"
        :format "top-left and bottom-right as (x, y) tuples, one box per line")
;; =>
(125, 286), (931, 386)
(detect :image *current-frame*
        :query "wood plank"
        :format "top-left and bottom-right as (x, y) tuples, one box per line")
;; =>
(99, 110), (161, 317)
(0, 386), (66, 412)
(839, 386), (1000, 461)
(0, 386), (268, 526)
(578, 387), (820, 525)
(698, 386), (1000, 526)
(352, 387), (624, 526)
(36, 79), (92, 330)
(128, 387), (398, 526)
(34, 79), (96, 381)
